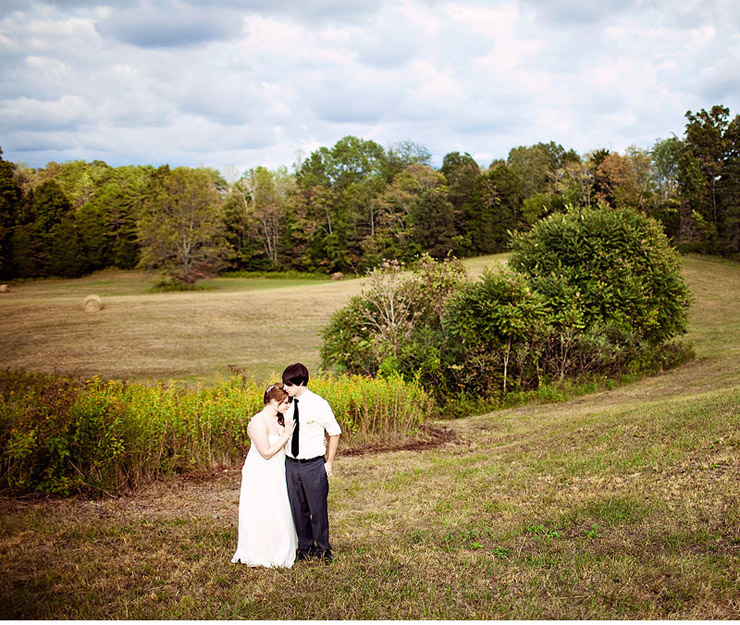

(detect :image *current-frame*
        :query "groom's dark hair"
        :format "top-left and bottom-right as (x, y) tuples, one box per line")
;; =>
(282, 362), (309, 387)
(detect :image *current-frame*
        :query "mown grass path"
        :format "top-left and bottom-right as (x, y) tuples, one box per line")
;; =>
(1, 255), (738, 619)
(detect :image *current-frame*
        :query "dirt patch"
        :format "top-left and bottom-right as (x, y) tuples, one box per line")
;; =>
(342, 423), (460, 456)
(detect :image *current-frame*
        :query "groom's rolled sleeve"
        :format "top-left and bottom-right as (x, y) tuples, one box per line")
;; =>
(320, 403), (342, 437)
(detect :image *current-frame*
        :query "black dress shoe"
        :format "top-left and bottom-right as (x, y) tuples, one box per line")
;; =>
(316, 550), (334, 563)
(296, 551), (312, 562)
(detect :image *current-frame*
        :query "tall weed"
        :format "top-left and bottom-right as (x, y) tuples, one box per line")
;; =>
(309, 372), (433, 445)
(0, 369), (434, 496)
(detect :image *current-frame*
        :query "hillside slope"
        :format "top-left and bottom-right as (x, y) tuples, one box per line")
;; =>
(0, 255), (738, 619)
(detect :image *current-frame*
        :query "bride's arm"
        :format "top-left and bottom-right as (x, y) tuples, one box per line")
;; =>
(248, 419), (295, 460)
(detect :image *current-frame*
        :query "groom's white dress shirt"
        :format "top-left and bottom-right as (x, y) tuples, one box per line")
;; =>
(285, 388), (342, 460)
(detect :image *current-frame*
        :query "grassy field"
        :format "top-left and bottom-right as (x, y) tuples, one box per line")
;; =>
(0, 254), (738, 619)
(0, 270), (362, 384)
(0, 257), (509, 385)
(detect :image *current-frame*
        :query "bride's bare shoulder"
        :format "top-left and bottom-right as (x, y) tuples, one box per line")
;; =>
(247, 410), (267, 433)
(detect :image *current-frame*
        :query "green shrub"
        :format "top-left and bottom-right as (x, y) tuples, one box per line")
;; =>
(442, 269), (546, 395)
(502, 206), (693, 387)
(510, 206), (691, 344)
(320, 294), (387, 378)
(309, 372), (435, 445)
(0, 369), (434, 496)
(0, 371), (82, 494)
(320, 254), (467, 384)
(320, 207), (693, 413)
(150, 278), (211, 292)
(220, 269), (332, 280)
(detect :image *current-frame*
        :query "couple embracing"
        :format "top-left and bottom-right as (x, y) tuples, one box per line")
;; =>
(232, 363), (341, 568)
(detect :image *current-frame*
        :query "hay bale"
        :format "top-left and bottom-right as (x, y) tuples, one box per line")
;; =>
(0, 284), (10, 293)
(82, 294), (104, 313)
(331, 272), (344, 281)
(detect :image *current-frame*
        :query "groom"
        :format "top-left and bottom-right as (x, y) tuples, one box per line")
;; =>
(282, 363), (341, 562)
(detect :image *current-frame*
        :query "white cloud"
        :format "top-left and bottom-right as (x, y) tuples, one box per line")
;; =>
(1, 95), (90, 131)
(0, 0), (737, 173)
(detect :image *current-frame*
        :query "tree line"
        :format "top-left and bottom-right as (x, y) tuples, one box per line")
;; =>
(0, 104), (737, 283)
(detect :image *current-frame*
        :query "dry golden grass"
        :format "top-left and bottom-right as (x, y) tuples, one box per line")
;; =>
(0, 270), (365, 383)
(0, 256), (508, 384)
(0, 254), (738, 619)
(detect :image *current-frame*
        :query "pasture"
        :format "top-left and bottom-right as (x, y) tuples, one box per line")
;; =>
(0, 271), (363, 384)
(0, 255), (507, 385)
(1, 254), (738, 619)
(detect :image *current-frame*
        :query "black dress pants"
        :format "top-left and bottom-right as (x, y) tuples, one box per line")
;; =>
(285, 457), (330, 555)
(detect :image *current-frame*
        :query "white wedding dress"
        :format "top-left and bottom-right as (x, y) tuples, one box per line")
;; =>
(232, 434), (297, 568)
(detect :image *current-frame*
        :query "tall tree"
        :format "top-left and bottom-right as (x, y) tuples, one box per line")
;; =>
(384, 140), (432, 180)
(17, 180), (73, 275)
(463, 164), (521, 254)
(283, 184), (341, 271)
(408, 188), (457, 258)
(364, 164), (446, 265)
(440, 151), (480, 212)
(77, 165), (150, 271)
(0, 148), (24, 279)
(33, 179), (70, 235)
(684, 105), (729, 229)
(555, 158), (593, 208)
(10, 223), (44, 278)
(295, 136), (391, 271)
(507, 144), (551, 199)
(650, 137), (683, 240)
(717, 114), (740, 254)
(327, 136), (387, 190)
(506, 142), (579, 225)
(243, 166), (295, 266)
(588, 148), (611, 204)
(298, 136), (387, 192)
(138, 167), (230, 284)
(594, 147), (654, 211)
(651, 137), (682, 205)
(49, 217), (88, 277)
(676, 142), (710, 244)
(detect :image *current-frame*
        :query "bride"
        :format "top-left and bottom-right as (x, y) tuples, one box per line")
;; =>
(232, 383), (297, 568)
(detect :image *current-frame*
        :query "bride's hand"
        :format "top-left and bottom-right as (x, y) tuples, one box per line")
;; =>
(283, 420), (296, 437)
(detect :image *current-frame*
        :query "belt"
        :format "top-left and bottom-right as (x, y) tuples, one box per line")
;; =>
(286, 455), (324, 464)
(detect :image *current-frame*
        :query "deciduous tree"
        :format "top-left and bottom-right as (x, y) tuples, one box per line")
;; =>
(138, 167), (230, 284)
(0, 148), (24, 278)
(440, 151), (480, 215)
(462, 164), (522, 254)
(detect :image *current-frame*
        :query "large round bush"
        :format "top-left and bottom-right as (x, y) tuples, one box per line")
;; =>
(509, 207), (691, 345)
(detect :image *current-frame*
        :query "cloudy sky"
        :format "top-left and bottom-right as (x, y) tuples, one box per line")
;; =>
(1, 0), (738, 175)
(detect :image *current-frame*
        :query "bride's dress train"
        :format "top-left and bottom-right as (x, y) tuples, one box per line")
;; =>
(232, 434), (297, 567)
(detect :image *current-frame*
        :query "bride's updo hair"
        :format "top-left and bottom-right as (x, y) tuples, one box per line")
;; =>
(263, 382), (289, 406)
(263, 383), (290, 426)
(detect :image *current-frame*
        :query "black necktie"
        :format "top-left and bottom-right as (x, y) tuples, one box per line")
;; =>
(291, 399), (300, 457)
